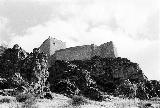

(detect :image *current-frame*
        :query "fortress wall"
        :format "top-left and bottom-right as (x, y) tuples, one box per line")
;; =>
(52, 41), (116, 63)
(39, 37), (66, 57)
(39, 39), (50, 56)
(93, 45), (101, 57)
(99, 41), (116, 58)
(39, 37), (117, 66)
(39, 37), (66, 67)
(49, 38), (66, 56)
(54, 45), (92, 61)
(92, 41), (116, 58)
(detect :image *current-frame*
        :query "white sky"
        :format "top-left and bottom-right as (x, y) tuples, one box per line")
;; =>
(0, 0), (159, 80)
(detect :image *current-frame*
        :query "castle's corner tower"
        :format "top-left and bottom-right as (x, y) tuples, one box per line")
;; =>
(39, 36), (66, 57)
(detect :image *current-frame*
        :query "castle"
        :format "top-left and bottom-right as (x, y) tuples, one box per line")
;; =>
(39, 36), (117, 66)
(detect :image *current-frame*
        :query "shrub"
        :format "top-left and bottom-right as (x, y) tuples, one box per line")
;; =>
(0, 97), (11, 103)
(70, 95), (88, 106)
(16, 93), (35, 103)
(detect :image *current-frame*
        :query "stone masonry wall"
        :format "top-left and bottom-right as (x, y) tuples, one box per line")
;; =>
(49, 37), (66, 56)
(93, 41), (116, 58)
(39, 38), (50, 56)
(39, 37), (66, 57)
(54, 45), (93, 61)
(39, 37), (117, 66)
(39, 37), (66, 67)
(53, 41), (116, 62)
(99, 41), (116, 58)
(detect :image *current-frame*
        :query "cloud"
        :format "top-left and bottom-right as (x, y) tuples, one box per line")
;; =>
(0, 0), (53, 41)
(133, 41), (160, 80)
(0, 16), (10, 43)
(139, 12), (159, 40)
(3, 0), (160, 80)
(2, 0), (158, 42)
(9, 19), (83, 52)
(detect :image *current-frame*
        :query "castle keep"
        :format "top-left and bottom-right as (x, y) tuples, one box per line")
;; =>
(39, 37), (117, 66)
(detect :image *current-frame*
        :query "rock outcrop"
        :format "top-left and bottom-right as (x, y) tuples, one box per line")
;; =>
(0, 44), (160, 101)
(0, 45), (51, 99)
(47, 56), (155, 100)
(48, 60), (104, 101)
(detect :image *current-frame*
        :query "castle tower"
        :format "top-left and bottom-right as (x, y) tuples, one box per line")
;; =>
(39, 36), (66, 57)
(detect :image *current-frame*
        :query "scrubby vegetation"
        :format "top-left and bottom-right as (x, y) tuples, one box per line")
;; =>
(0, 44), (52, 101)
(70, 95), (88, 106)
(0, 44), (160, 107)
(48, 56), (160, 100)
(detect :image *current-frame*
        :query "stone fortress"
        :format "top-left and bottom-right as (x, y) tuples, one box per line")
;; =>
(39, 36), (117, 66)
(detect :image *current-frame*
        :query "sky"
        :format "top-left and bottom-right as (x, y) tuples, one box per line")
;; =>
(0, 0), (159, 80)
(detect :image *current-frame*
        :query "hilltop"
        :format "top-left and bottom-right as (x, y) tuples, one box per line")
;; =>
(0, 44), (160, 108)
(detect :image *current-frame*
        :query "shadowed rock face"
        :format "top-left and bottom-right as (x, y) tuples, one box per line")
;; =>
(47, 56), (150, 100)
(48, 60), (103, 101)
(47, 56), (159, 100)
(0, 46), (53, 99)
(0, 45), (28, 78)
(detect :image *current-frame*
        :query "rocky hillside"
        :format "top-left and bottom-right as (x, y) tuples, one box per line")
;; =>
(48, 56), (156, 100)
(0, 44), (160, 101)
(0, 46), (7, 56)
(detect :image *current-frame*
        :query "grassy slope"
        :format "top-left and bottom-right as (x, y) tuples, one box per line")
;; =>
(0, 94), (160, 108)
